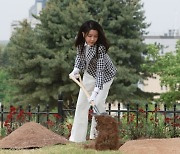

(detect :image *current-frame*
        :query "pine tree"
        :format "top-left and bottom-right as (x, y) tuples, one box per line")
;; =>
(38, 0), (149, 104)
(0, 44), (9, 67)
(7, 0), (149, 107)
(33, 0), (94, 107)
(0, 44), (13, 104)
(0, 69), (14, 105)
(7, 20), (54, 106)
(85, 0), (149, 103)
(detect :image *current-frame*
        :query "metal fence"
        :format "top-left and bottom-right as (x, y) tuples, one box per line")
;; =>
(0, 97), (180, 137)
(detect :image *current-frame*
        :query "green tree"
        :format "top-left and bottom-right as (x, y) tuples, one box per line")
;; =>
(0, 69), (6, 102)
(0, 44), (9, 67)
(0, 69), (15, 104)
(37, 0), (149, 104)
(7, 0), (149, 107)
(87, 0), (149, 103)
(142, 41), (180, 105)
(0, 44), (14, 104)
(7, 20), (52, 106)
(7, 1), (91, 107)
(34, 0), (93, 106)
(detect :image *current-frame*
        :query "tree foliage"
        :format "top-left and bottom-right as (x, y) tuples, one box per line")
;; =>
(0, 69), (15, 104)
(142, 41), (180, 105)
(95, 0), (148, 103)
(0, 44), (14, 104)
(0, 44), (9, 67)
(7, 20), (43, 106)
(7, 0), (149, 107)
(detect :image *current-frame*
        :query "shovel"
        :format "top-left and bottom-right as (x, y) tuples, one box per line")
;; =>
(69, 74), (101, 115)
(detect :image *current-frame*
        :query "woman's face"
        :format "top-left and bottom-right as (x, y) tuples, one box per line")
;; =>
(83, 30), (98, 46)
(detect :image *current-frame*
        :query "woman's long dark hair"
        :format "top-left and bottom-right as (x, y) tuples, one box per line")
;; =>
(75, 20), (109, 51)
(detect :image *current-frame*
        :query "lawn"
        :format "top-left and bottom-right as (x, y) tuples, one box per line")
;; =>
(0, 143), (121, 154)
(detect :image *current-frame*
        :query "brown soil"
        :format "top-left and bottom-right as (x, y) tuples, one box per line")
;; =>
(84, 115), (120, 150)
(1, 120), (179, 153)
(119, 138), (180, 154)
(0, 122), (68, 149)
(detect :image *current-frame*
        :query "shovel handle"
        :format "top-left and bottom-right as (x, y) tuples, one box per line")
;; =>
(69, 75), (90, 98)
(69, 75), (100, 114)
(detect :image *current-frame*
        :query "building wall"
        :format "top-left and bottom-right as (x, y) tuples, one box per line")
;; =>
(141, 74), (168, 93)
(144, 36), (179, 55)
(28, 0), (48, 28)
(29, 0), (47, 18)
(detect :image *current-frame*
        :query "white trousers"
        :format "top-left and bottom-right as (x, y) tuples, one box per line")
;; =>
(69, 71), (113, 142)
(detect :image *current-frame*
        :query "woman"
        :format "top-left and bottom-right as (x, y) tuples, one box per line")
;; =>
(69, 20), (117, 142)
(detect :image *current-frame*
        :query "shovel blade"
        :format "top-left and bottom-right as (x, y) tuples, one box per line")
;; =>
(91, 105), (108, 116)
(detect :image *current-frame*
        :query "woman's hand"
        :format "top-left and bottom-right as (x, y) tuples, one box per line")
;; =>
(89, 87), (100, 103)
(69, 68), (80, 79)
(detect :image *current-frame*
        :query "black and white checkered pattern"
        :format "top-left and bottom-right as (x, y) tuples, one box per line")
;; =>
(74, 44), (117, 90)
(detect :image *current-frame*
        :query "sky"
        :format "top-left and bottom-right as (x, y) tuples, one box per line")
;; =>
(1, 0), (180, 40)
(0, 0), (35, 41)
(142, 0), (180, 35)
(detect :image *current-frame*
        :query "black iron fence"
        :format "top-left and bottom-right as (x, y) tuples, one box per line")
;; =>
(0, 96), (180, 137)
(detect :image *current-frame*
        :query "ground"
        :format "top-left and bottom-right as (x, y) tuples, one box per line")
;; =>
(0, 122), (180, 154)
(119, 138), (180, 154)
(0, 122), (68, 149)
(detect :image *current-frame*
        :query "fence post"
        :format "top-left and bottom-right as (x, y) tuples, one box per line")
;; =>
(173, 104), (176, 137)
(145, 103), (148, 123)
(127, 103), (130, 123)
(19, 105), (22, 126)
(10, 105), (13, 129)
(164, 104), (167, 126)
(136, 103), (139, 127)
(46, 104), (49, 128)
(28, 104), (31, 122)
(1, 105), (3, 128)
(37, 104), (40, 123)
(108, 103), (111, 115)
(58, 93), (64, 123)
(118, 103), (120, 122)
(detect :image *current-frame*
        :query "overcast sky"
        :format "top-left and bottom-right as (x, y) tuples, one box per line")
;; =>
(142, 0), (180, 35)
(1, 0), (180, 40)
(0, 0), (35, 41)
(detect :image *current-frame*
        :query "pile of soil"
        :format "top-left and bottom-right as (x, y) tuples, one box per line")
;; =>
(119, 138), (180, 154)
(0, 122), (68, 149)
(84, 115), (121, 150)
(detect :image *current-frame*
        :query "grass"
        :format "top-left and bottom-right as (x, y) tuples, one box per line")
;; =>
(0, 143), (122, 154)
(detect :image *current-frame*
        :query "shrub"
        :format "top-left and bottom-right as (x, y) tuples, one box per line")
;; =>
(118, 107), (180, 141)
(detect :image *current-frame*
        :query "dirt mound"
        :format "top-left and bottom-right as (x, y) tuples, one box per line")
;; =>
(0, 122), (68, 149)
(119, 138), (180, 154)
(95, 115), (120, 150)
(84, 115), (120, 150)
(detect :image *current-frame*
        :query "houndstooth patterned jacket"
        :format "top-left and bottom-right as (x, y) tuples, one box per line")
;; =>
(74, 44), (117, 90)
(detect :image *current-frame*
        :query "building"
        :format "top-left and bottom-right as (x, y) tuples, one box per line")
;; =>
(28, 0), (48, 28)
(10, 0), (48, 33)
(144, 36), (180, 55)
(29, 0), (47, 18)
